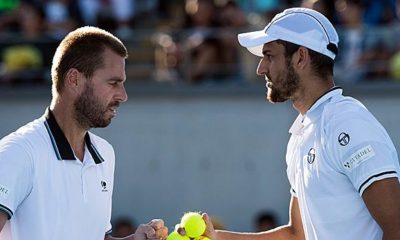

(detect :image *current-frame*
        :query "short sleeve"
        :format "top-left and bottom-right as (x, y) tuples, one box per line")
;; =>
(0, 139), (34, 219)
(325, 111), (399, 196)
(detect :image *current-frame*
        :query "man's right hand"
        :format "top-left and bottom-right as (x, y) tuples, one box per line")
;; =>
(134, 219), (168, 240)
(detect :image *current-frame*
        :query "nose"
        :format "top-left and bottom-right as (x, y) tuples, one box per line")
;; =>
(256, 58), (267, 76)
(117, 84), (128, 102)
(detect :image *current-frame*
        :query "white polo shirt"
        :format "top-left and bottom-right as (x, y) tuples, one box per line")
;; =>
(286, 87), (400, 240)
(0, 108), (115, 240)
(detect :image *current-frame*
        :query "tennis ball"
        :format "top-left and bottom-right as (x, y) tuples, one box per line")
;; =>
(167, 231), (190, 240)
(195, 237), (211, 240)
(180, 212), (206, 238)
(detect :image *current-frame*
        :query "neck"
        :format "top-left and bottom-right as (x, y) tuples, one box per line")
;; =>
(50, 99), (87, 161)
(292, 77), (334, 115)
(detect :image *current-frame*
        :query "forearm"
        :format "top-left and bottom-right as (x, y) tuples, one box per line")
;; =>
(383, 228), (400, 240)
(216, 225), (304, 240)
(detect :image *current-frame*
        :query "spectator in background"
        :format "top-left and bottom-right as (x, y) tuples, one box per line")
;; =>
(42, 0), (83, 39)
(358, 0), (398, 80)
(253, 211), (278, 232)
(217, 0), (248, 82)
(301, 0), (337, 24)
(333, 0), (365, 83)
(0, 1), (58, 84)
(155, 0), (247, 84)
(0, 0), (20, 31)
(110, 0), (135, 38)
(362, 0), (397, 26)
(180, 0), (220, 83)
(154, 0), (219, 83)
(91, 0), (136, 36)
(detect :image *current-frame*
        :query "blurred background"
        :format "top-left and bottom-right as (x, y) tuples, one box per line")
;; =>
(1, 0), (400, 234)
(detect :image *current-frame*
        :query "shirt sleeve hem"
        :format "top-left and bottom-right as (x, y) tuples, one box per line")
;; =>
(0, 204), (13, 220)
(290, 188), (297, 197)
(105, 228), (112, 236)
(358, 170), (398, 196)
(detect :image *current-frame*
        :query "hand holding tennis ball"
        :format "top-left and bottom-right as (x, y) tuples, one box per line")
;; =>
(180, 212), (207, 238)
(168, 211), (208, 239)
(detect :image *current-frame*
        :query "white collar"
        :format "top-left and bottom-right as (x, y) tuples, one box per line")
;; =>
(289, 87), (343, 134)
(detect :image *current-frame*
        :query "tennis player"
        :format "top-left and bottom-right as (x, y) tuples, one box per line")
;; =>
(202, 7), (400, 240)
(0, 26), (167, 240)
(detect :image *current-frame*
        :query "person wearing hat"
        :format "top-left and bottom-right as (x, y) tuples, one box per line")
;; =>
(201, 7), (400, 240)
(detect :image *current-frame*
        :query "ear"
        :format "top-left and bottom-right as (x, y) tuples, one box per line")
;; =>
(293, 46), (309, 70)
(64, 68), (82, 92)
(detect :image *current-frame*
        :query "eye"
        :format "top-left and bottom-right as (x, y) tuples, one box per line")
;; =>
(109, 81), (119, 86)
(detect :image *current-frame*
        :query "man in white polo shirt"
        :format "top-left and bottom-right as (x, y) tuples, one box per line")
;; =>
(201, 7), (400, 240)
(0, 27), (168, 240)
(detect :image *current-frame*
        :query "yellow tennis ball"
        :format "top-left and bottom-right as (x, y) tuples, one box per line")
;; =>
(167, 231), (190, 240)
(180, 212), (206, 238)
(195, 237), (211, 240)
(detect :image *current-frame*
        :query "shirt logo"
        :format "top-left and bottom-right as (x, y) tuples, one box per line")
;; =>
(0, 185), (10, 200)
(343, 145), (375, 170)
(101, 181), (108, 192)
(338, 132), (350, 146)
(307, 148), (316, 164)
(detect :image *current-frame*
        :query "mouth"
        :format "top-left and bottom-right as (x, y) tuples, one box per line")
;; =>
(108, 105), (118, 117)
(265, 75), (272, 87)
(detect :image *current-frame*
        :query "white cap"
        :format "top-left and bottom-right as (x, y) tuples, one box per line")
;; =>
(238, 7), (339, 59)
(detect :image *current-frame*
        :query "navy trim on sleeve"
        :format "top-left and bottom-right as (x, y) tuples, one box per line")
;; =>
(358, 171), (397, 193)
(105, 228), (112, 236)
(0, 204), (13, 220)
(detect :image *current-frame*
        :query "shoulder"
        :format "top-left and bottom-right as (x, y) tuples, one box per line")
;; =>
(321, 95), (395, 150)
(321, 95), (381, 132)
(1, 117), (47, 154)
(323, 95), (369, 121)
(0, 118), (46, 170)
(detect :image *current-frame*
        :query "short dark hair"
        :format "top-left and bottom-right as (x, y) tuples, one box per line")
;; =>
(51, 26), (128, 95)
(276, 39), (334, 79)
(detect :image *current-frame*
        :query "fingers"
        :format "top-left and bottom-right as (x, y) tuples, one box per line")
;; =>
(149, 219), (168, 239)
(202, 213), (216, 239)
(202, 213), (214, 230)
(149, 219), (165, 231)
(135, 219), (168, 240)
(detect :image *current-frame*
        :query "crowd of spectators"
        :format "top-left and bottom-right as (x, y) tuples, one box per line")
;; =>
(0, 0), (399, 85)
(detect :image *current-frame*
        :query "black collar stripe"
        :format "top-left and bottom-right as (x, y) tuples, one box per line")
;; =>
(44, 108), (105, 164)
(85, 134), (104, 164)
(44, 121), (62, 160)
(44, 109), (75, 160)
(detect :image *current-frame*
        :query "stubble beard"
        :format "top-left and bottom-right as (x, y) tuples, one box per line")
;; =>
(267, 62), (300, 103)
(74, 82), (115, 129)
